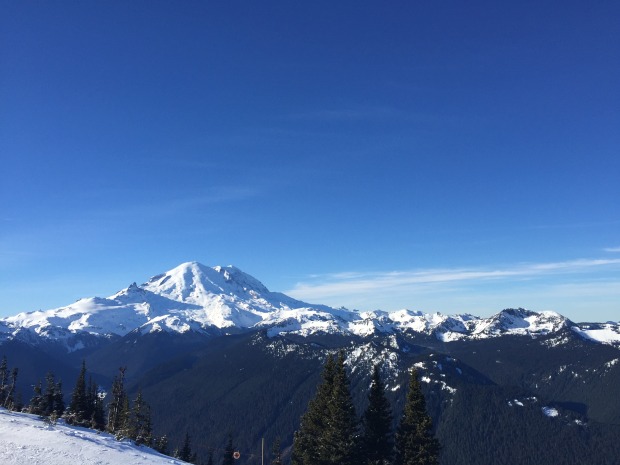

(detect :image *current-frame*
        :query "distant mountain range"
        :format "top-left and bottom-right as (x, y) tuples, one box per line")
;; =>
(1, 261), (619, 350)
(2, 262), (619, 465)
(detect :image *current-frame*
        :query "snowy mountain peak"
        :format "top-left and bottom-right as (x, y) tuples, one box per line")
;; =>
(474, 308), (570, 337)
(1, 263), (619, 349)
(142, 261), (270, 305)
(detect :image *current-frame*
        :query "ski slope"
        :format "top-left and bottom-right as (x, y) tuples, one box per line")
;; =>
(0, 408), (188, 465)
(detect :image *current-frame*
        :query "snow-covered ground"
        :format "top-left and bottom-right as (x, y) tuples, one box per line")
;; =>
(0, 408), (188, 465)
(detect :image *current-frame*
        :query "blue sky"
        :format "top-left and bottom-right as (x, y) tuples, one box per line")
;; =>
(1, 1), (619, 321)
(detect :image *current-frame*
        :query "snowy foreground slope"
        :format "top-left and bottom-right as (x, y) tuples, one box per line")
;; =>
(1, 261), (619, 349)
(0, 408), (187, 465)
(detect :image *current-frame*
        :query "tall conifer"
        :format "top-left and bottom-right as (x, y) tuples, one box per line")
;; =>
(323, 351), (359, 465)
(0, 356), (8, 406)
(394, 369), (440, 465)
(177, 431), (193, 462)
(131, 390), (153, 446)
(43, 372), (56, 416)
(67, 360), (88, 424)
(293, 352), (358, 465)
(4, 367), (18, 409)
(362, 365), (393, 465)
(29, 380), (44, 415)
(292, 354), (336, 465)
(271, 437), (283, 465)
(53, 379), (65, 416)
(107, 366), (128, 435)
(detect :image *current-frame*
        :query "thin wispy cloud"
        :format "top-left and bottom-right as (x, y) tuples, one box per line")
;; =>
(604, 247), (620, 253)
(286, 258), (620, 301)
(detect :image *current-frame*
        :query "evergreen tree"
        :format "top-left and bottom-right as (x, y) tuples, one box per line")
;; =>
(29, 380), (44, 415)
(43, 372), (57, 416)
(131, 390), (153, 446)
(107, 367), (128, 434)
(4, 367), (19, 410)
(292, 354), (337, 465)
(222, 435), (234, 465)
(362, 365), (393, 465)
(154, 435), (169, 455)
(321, 351), (359, 465)
(116, 394), (132, 439)
(177, 432), (193, 462)
(88, 378), (105, 431)
(67, 361), (89, 424)
(271, 437), (283, 465)
(394, 369), (440, 465)
(53, 379), (65, 417)
(12, 390), (23, 412)
(0, 356), (8, 406)
(206, 448), (214, 465)
(293, 352), (359, 465)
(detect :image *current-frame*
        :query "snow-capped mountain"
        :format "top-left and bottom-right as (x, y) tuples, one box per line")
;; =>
(1, 261), (619, 350)
(2, 262), (619, 465)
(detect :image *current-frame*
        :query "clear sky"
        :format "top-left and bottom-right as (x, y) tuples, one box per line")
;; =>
(1, 1), (619, 322)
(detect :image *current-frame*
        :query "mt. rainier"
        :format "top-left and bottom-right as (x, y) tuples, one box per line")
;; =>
(2, 262), (620, 465)
(1, 261), (619, 350)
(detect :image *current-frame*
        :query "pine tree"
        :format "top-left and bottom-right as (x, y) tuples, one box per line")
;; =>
(67, 361), (88, 424)
(154, 435), (169, 455)
(53, 379), (65, 417)
(107, 367), (128, 435)
(362, 365), (393, 465)
(4, 367), (19, 410)
(29, 380), (44, 415)
(271, 437), (283, 465)
(43, 372), (57, 416)
(293, 352), (359, 465)
(321, 351), (359, 465)
(176, 432), (193, 462)
(88, 378), (105, 430)
(292, 354), (337, 465)
(0, 356), (8, 406)
(12, 390), (23, 412)
(131, 390), (153, 446)
(116, 394), (132, 439)
(394, 369), (440, 465)
(206, 448), (214, 465)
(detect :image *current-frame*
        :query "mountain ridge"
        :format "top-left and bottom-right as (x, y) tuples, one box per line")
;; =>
(1, 261), (619, 350)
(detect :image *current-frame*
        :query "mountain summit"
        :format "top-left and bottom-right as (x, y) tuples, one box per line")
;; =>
(1, 261), (619, 351)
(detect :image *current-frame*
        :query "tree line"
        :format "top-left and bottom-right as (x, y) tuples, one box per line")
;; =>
(1, 352), (440, 465)
(1, 354), (286, 465)
(293, 352), (440, 465)
(0, 355), (199, 462)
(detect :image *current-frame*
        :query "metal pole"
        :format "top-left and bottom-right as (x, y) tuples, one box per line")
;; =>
(261, 437), (264, 465)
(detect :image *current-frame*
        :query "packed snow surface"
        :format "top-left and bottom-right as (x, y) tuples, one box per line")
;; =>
(1, 261), (618, 348)
(0, 408), (188, 465)
(542, 407), (559, 418)
(571, 324), (620, 345)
